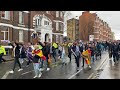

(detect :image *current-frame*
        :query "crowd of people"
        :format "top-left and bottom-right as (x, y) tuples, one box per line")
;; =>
(0, 40), (120, 78)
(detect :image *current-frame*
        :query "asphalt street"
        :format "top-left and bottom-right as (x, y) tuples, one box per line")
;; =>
(0, 51), (109, 79)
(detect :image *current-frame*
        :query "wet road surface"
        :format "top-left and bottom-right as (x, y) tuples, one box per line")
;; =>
(0, 51), (108, 79)
(99, 58), (120, 79)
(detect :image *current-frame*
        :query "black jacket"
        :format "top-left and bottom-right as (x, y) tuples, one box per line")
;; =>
(112, 44), (119, 53)
(42, 45), (50, 57)
(15, 45), (20, 58)
(20, 47), (26, 58)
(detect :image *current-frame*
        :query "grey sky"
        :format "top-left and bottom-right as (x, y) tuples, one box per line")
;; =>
(71, 11), (120, 40)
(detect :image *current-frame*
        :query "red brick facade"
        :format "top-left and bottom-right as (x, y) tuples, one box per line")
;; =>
(0, 11), (64, 44)
(79, 11), (113, 42)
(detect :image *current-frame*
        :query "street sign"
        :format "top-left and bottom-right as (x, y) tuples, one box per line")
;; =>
(89, 35), (94, 41)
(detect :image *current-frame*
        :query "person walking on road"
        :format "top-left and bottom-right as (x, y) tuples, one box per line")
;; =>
(41, 42), (50, 71)
(68, 42), (72, 62)
(19, 43), (26, 64)
(61, 43), (67, 65)
(9, 42), (23, 73)
(26, 42), (34, 67)
(0, 43), (6, 63)
(112, 42), (119, 65)
(71, 42), (81, 71)
(108, 42), (113, 60)
(32, 45), (43, 78)
(50, 43), (57, 63)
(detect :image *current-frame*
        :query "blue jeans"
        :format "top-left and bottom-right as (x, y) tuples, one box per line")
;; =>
(91, 55), (94, 62)
(40, 57), (49, 69)
(61, 53), (66, 63)
(33, 63), (41, 76)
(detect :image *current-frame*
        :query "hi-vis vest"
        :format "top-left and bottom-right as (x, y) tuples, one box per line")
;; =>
(38, 45), (43, 50)
(0, 46), (6, 55)
(53, 43), (58, 49)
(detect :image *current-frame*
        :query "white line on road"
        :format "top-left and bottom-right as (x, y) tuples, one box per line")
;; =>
(1, 71), (10, 79)
(21, 70), (34, 75)
(87, 73), (94, 79)
(95, 57), (108, 70)
(87, 56), (109, 79)
(68, 68), (83, 79)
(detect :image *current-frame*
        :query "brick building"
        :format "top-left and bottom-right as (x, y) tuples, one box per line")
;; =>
(79, 11), (113, 42)
(0, 11), (64, 44)
(67, 18), (79, 41)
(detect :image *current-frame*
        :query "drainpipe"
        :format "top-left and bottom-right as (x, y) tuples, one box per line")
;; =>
(28, 11), (31, 42)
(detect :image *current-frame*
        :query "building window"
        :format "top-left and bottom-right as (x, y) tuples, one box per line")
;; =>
(1, 11), (5, 18)
(60, 23), (64, 31)
(56, 22), (59, 31)
(35, 18), (41, 28)
(60, 12), (63, 18)
(44, 21), (49, 25)
(19, 11), (24, 24)
(19, 30), (23, 42)
(1, 11), (10, 20)
(56, 11), (59, 17)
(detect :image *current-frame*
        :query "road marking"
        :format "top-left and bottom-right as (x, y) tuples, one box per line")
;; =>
(68, 68), (83, 79)
(87, 73), (94, 79)
(1, 71), (10, 79)
(95, 57), (108, 70)
(21, 70), (34, 75)
(88, 56), (108, 79)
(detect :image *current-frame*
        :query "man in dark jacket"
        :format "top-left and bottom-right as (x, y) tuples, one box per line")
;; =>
(71, 42), (81, 71)
(68, 43), (72, 62)
(112, 42), (119, 64)
(108, 42), (113, 60)
(79, 43), (84, 67)
(40, 42), (50, 71)
(9, 42), (23, 73)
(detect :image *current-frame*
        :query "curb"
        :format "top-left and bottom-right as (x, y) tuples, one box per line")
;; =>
(5, 58), (14, 62)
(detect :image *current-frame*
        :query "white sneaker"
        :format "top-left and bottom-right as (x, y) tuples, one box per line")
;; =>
(33, 76), (37, 78)
(89, 65), (91, 68)
(9, 70), (14, 73)
(40, 68), (44, 71)
(47, 68), (50, 71)
(18, 68), (23, 72)
(77, 67), (79, 71)
(38, 73), (42, 78)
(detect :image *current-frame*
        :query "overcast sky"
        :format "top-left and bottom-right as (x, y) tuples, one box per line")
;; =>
(71, 11), (120, 40)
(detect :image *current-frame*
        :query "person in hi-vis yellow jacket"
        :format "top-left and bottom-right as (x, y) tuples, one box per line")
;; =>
(0, 43), (6, 63)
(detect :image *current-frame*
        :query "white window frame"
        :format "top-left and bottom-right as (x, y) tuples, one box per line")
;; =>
(1, 11), (10, 20)
(56, 22), (59, 31)
(19, 30), (23, 42)
(56, 11), (59, 17)
(19, 11), (24, 24)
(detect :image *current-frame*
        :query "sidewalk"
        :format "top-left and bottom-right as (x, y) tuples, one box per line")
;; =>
(3, 55), (14, 61)
(99, 59), (120, 79)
